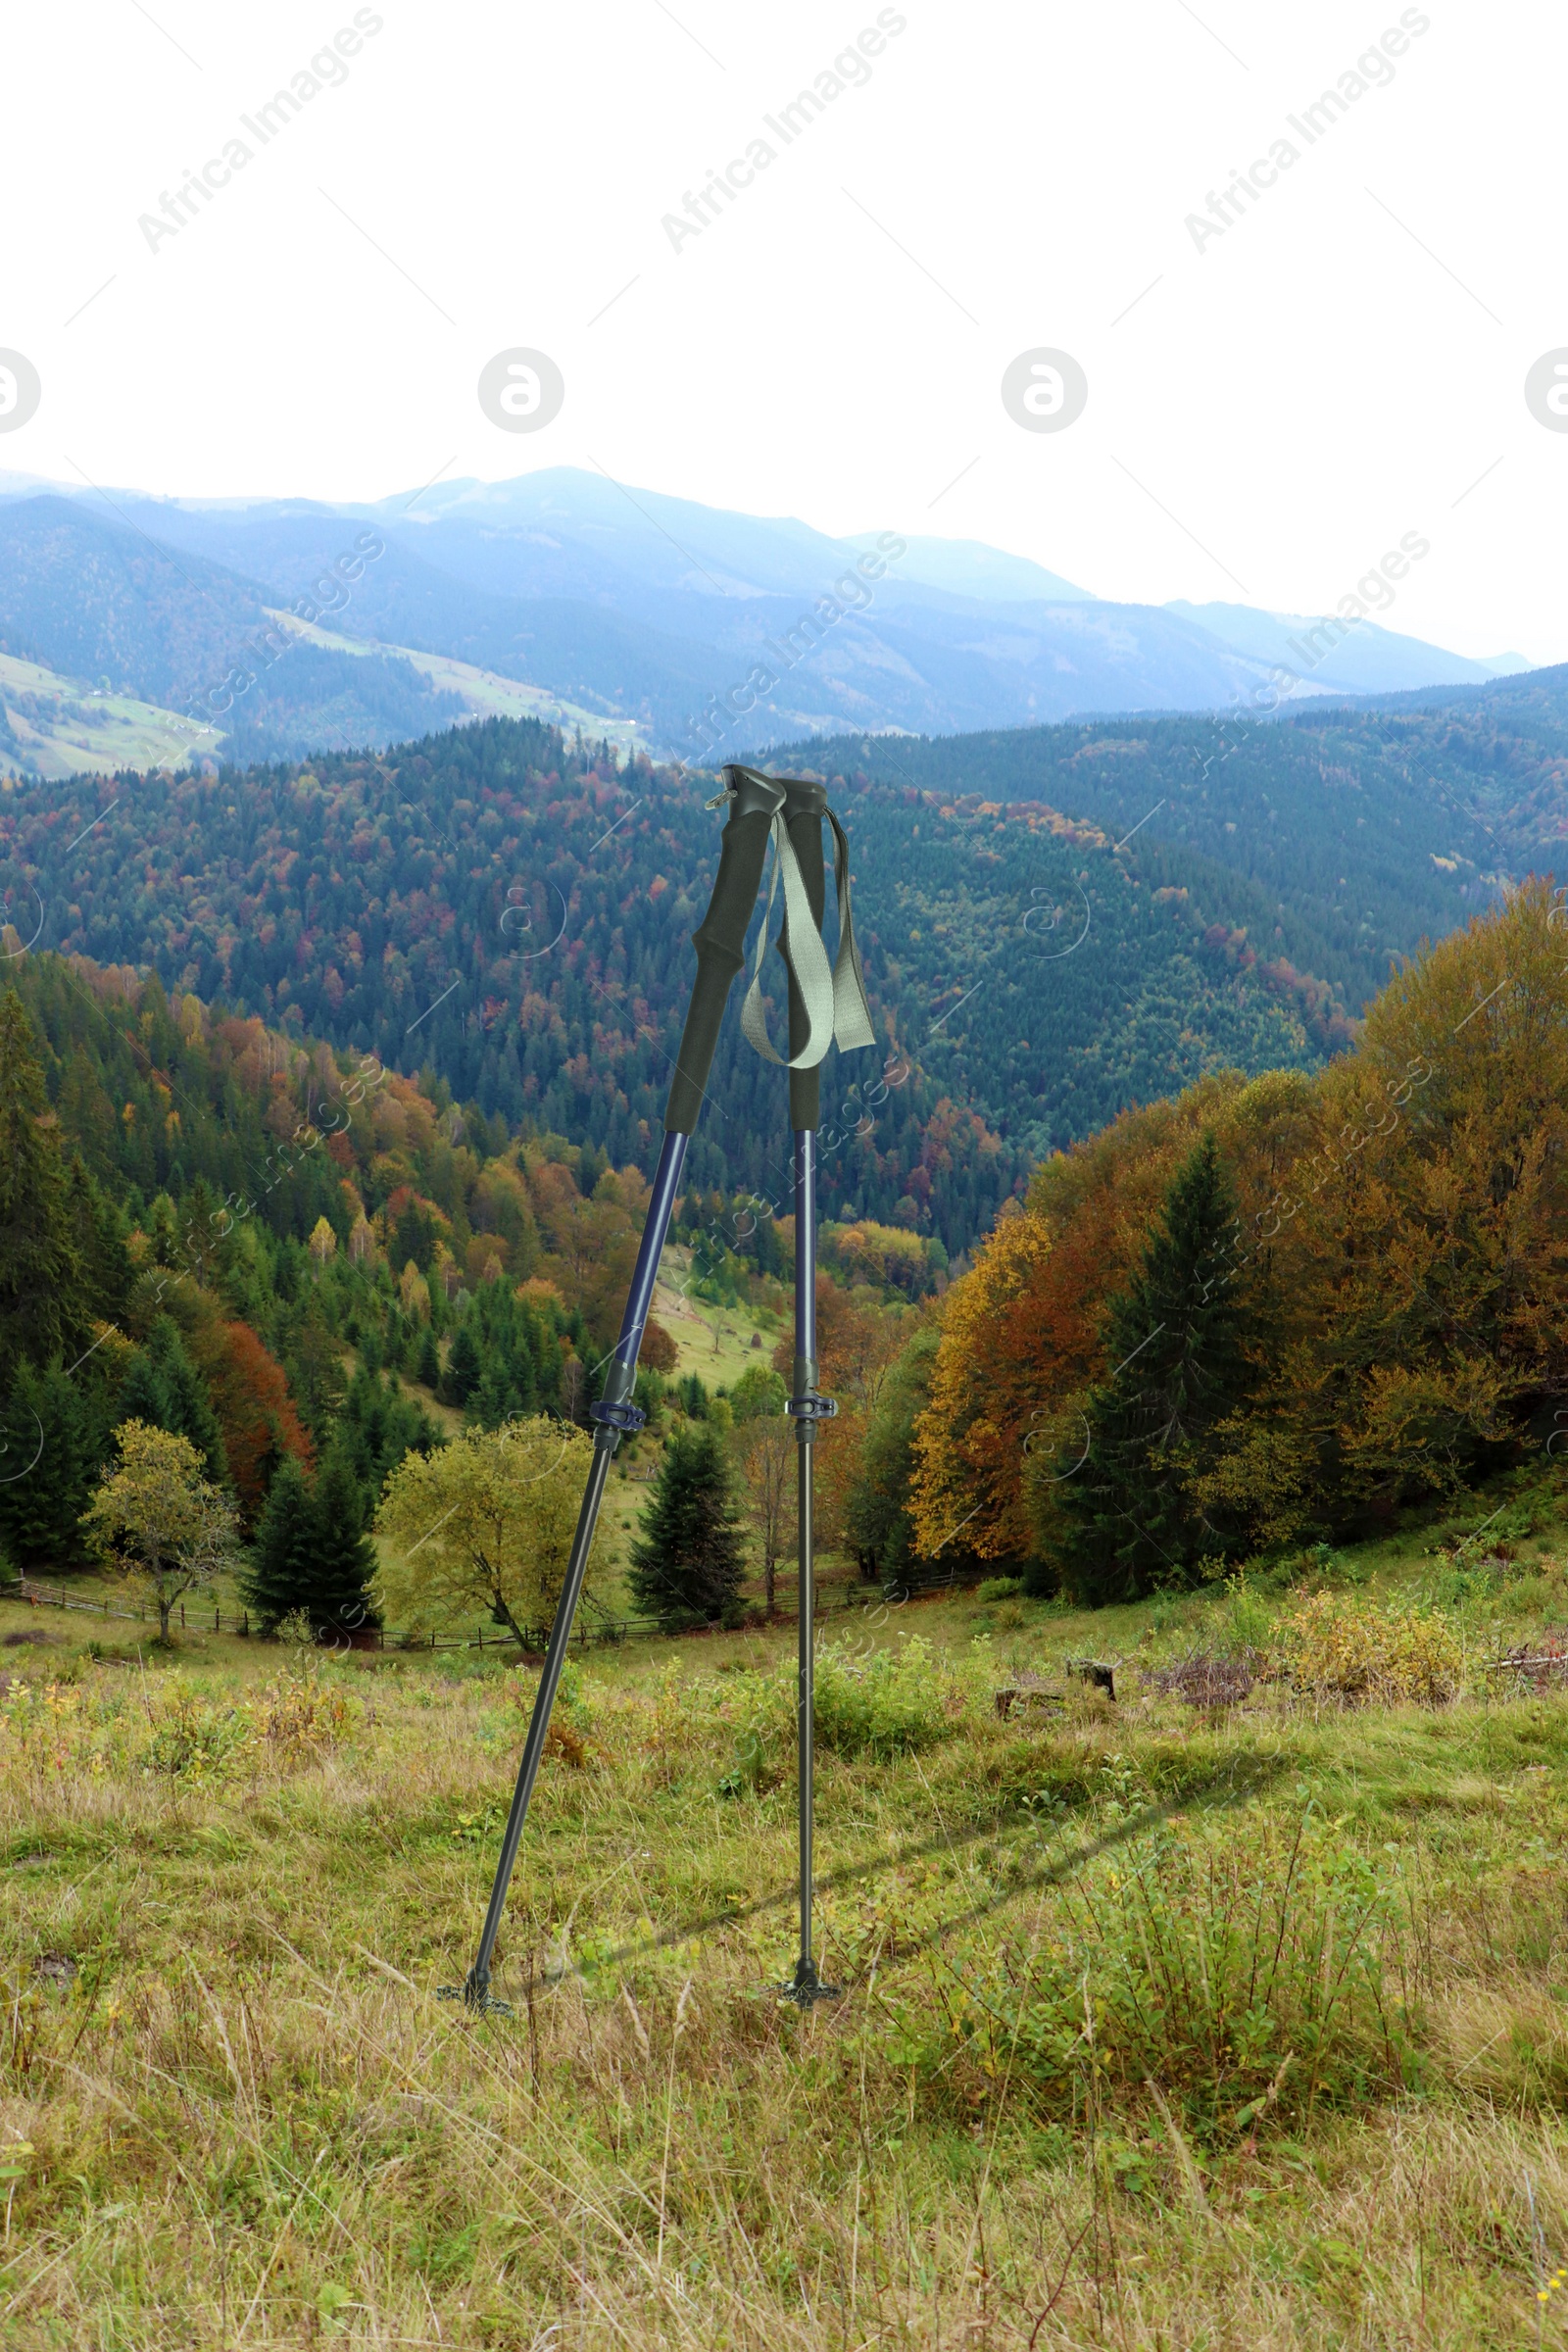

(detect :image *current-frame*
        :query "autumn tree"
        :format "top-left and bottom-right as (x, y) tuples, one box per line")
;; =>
(83, 1420), (238, 1642)
(641, 1315), (679, 1374)
(374, 1416), (594, 1645)
(190, 1319), (314, 1524)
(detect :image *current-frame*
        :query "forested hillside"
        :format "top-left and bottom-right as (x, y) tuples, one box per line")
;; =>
(858, 885), (1568, 1600)
(779, 662), (1568, 1013)
(1, 716), (1328, 1254)
(0, 951), (779, 1583)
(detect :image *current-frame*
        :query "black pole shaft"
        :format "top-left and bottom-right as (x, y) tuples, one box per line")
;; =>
(466, 1445), (612, 2000)
(458, 1127), (692, 2009)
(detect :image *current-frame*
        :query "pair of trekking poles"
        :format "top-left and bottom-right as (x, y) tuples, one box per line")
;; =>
(453, 763), (875, 2012)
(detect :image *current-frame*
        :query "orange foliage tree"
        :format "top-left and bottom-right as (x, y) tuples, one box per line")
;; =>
(189, 1319), (314, 1525)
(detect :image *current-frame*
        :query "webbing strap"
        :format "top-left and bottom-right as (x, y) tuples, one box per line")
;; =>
(715, 779), (874, 1070)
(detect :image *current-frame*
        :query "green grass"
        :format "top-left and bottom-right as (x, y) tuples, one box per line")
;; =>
(0, 652), (202, 781)
(6, 1496), (1568, 2342)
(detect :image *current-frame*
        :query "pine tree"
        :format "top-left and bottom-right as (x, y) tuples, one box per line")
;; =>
(1055, 1132), (1256, 1606)
(0, 1357), (97, 1573)
(304, 1450), (380, 1634)
(116, 1317), (229, 1486)
(0, 990), (82, 1380)
(241, 1456), (316, 1632)
(414, 1329), (441, 1390)
(442, 1321), (482, 1406)
(66, 1156), (133, 1327)
(627, 1425), (746, 1629)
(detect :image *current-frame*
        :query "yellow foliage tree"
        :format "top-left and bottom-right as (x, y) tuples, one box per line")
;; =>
(82, 1420), (238, 1642)
(374, 1417), (596, 1645)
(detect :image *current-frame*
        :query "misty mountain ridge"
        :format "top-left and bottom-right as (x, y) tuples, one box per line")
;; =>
(0, 465), (1532, 772)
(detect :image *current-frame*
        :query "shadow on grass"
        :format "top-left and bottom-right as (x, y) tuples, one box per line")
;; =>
(536, 1752), (1291, 1993)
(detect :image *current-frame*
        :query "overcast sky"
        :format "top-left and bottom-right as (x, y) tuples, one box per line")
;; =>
(5, 0), (1564, 662)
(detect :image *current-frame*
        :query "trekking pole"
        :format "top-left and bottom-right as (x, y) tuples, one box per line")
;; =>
(448, 764), (871, 2013)
(773, 781), (842, 2005)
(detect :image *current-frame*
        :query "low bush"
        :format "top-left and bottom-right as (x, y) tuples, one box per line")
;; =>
(811, 1635), (961, 1760)
(1272, 1592), (1463, 1704)
(975, 1576), (1024, 1605)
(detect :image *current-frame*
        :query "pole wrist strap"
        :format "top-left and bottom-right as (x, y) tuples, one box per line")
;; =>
(708, 767), (874, 1070)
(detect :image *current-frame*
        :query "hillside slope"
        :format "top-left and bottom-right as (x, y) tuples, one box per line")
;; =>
(1, 718), (1328, 1253)
(777, 663), (1568, 1011)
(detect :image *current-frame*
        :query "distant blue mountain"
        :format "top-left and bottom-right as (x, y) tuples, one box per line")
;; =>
(0, 466), (1531, 765)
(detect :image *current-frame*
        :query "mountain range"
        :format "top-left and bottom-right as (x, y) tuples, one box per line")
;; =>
(0, 466), (1530, 776)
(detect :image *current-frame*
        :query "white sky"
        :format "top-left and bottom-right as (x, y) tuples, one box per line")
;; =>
(5, 0), (1565, 662)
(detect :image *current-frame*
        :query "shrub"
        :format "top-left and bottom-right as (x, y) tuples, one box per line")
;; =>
(976, 1576), (1023, 1605)
(142, 1680), (253, 1785)
(254, 1664), (355, 1763)
(809, 1635), (958, 1760)
(1273, 1592), (1463, 1704)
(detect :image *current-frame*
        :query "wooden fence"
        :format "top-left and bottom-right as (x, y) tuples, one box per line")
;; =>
(6, 1577), (882, 1652)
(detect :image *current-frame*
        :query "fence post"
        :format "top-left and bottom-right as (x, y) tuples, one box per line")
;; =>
(180, 1601), (185, 1629)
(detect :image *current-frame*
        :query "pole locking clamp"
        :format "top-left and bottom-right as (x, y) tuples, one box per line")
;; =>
(589, 1397), (646, 1433)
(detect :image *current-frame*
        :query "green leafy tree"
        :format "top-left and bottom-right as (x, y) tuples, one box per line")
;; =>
(1054, 1132), (1257, 1605)
(627, 1425), (746, 1629)
(0, 990), (81, 1380)
(83, 1419), (238, 1642)
(729, 1364), (787, 1422)
(375, 1417), (594, 1645)
(845, 1328), (940, 1589)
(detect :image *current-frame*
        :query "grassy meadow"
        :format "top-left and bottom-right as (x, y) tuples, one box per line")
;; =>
(4, 1483), (1568, 2345)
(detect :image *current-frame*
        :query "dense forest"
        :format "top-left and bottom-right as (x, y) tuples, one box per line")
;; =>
(778, 662), (1568, 1013)
(1, 714), (1341, 1255)
(4, 885), (1564, 1622)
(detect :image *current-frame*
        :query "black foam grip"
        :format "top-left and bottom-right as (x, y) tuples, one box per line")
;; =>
(663, 808), (774, 1134)
(785, 802), (827, 1133)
